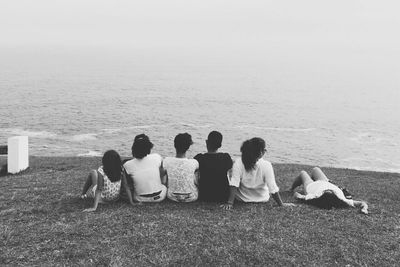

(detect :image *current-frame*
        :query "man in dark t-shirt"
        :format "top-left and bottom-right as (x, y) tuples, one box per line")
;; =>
(194, 131), (233, 202)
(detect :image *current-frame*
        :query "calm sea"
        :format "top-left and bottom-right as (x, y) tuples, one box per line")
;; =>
(0, 46), (399, 173)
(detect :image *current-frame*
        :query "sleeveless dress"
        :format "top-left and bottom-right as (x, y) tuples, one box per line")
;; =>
(86, 166), (121, 201)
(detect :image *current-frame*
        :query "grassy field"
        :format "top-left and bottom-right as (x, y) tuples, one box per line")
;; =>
(1, 156), (399, 266)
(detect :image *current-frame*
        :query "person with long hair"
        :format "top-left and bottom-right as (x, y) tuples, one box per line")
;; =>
(290, 167), (368, 214)
(124, 134), (167, 202)
(221, 137), (294, 210)
(81, 150), (134, 212)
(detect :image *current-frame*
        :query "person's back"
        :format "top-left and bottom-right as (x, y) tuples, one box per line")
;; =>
(165, 133), (199, 202)
(194, 131), (233, 202)
(123, 134), (167, 202)
(164, 156), (198, 199)
(124, 153), (163, 195)
(195, 152), (232, 202)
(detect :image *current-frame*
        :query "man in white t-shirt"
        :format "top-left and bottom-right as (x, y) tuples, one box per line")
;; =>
(124, 134), (166, 202)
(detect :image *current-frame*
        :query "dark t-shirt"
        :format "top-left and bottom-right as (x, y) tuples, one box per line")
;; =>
(194, 152), (233, 202)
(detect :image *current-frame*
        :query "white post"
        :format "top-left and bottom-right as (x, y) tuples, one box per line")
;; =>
(7, 136), (29, 174)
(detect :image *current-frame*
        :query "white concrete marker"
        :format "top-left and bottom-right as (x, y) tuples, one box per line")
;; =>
(7, 136), (29, 174)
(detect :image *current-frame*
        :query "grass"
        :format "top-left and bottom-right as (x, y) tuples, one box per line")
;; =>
(1, 156), (399, 266)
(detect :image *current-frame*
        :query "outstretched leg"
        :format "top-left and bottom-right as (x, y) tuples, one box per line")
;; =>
(290, 170), (313, 191)
(310, 167), (329, 182)
(81, 170), (98, 197)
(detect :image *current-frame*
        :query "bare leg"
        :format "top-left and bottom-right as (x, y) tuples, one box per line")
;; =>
(81, 170), (98, 196)
(290, 171), (313, 191)
(310, 167), (329, 182)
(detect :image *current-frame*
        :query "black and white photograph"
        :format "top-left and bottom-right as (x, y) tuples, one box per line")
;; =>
(0, 0), (399, 265)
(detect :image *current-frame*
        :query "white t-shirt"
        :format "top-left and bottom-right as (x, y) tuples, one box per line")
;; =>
(163, 157), (199, 196)
(229, 158), (279, 202)
(305, 180), (354, 207)
(124, 153), (163, 195)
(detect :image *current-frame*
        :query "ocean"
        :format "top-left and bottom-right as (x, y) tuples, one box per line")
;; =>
(0, 46), (399, 173)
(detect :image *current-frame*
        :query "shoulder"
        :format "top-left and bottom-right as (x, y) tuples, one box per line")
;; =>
(149, 153), (162, 160)
(194, 153), (203, 161)
(221, 153), (232, 161)
(123, 158), (135, 167)
(258, 159), (274, 172)
(258, 158), (272, 166)
(148, 153), (163, 164)
(190, 158), (199, 167)
(163, 156), (173, 164)
(233, 157), (243, 167)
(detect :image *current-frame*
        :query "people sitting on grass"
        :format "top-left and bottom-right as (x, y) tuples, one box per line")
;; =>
(124, 134), (167, 203)
(221, 137), (294, 210)
(79, 134), (369, 214)
(194, 131), (233, 203)
(290, 167), (369, 214)
(81, 150), (134, 212)
(163, 133), (199, 202)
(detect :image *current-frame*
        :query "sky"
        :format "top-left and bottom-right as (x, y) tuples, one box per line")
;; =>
(1, 0), (399, 51)
(0, 0), (399, 92)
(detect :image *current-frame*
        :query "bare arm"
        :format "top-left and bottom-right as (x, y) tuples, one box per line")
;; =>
(121, 169), (134, 205)
(293, 192), (306, 200)
(272, 192), (283, 206)
(160, 164), (167, 185)
(194, 169), (199, 186)
(271, 192), (296, 207)
(84, 171), (104, 212)
(221, 186), (238, 210)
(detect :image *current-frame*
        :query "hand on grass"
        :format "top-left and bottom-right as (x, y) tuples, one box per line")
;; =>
(281, 203), (296, 207)
(220, 203), (233, 210)
(360, 202), (369, 215)
(293, 192), (305, 200)
(83, 207), (97, 212)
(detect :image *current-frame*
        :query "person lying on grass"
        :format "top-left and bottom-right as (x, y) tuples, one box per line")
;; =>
(81, 150), (134, 212)
(124, 134), (167, 203)
(290, 167), (369, 214)
(221, 137), (295, 210)
(163, 133), (199, 202)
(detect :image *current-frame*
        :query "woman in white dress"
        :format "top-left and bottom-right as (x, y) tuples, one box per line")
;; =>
(290, 167), (368, 214)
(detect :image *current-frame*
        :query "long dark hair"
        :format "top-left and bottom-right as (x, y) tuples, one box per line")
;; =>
(241, 137), (266, 171)
(102, 150), (123, 182)
(132, 134), (153, 159)
(306, 190), (349, 209)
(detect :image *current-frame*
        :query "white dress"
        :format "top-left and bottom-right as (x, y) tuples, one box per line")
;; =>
(86, 166), (121, 201)
(305, 180), (354, 207)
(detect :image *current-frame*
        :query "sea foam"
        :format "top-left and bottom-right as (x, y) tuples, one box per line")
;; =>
(71, 133), (98, 142)
(77, 150), (102, 157)
(235, 125), (315, 132)
(1, 128), (57, 138)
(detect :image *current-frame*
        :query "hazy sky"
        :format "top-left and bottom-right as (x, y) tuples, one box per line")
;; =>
(1, 0), (399, 50)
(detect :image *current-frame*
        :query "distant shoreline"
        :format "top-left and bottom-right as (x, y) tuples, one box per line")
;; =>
(1, 155), (399, 176)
